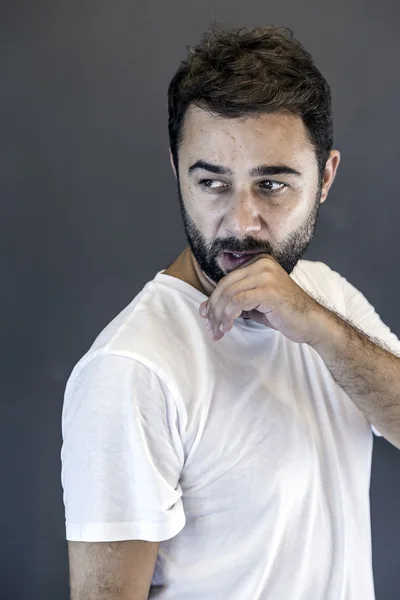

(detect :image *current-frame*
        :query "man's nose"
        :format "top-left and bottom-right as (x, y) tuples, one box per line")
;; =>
(223, 193), (263, 238)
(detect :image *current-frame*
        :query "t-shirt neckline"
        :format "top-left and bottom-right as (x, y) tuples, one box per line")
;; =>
(154, 270), (273, 332)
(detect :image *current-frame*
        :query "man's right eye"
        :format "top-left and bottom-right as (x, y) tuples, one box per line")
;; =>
(198, 179), (228, 190)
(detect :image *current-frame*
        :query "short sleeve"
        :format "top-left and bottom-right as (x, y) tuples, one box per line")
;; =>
(61, 352), (186, 542)
(371, 425), (383, 437)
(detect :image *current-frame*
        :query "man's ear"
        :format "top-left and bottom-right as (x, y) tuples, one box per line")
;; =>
(319, 150), (341, 204)
(169, 147), (177, 179)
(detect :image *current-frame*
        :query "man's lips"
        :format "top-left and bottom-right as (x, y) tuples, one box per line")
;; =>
(225, 251), (260, 255)
(220, 251), (262, 270)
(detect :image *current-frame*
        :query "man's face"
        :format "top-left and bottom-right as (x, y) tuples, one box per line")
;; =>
(171, 104), (338, 284)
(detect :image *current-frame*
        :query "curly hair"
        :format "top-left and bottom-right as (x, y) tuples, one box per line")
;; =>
(167, 22), (333, 186)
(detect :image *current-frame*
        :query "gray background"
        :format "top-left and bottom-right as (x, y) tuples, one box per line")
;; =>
(2, 1), (400, 598)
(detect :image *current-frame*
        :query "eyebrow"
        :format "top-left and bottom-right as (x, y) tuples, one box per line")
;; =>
(188, 159), (303, 178)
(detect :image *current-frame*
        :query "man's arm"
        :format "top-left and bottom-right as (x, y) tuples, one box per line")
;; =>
(309, 306), (400, 449)
(68, 540), (160, 600)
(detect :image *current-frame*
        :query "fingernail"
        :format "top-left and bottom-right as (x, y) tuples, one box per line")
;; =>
(206, 319), (212, 329)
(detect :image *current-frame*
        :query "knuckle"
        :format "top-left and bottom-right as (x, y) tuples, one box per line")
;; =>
(231, 294), (242, 306)
(220, 288), (231, 301)
(260, 260), (272, 273)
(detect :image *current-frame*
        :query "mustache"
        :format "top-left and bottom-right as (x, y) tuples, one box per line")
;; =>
(215, 245), (274, 256)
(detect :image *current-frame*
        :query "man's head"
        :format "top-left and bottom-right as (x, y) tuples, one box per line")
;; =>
(167, 23), (340, 284)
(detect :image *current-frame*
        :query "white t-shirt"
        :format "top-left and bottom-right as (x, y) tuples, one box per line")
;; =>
(61, 259), (400, 600)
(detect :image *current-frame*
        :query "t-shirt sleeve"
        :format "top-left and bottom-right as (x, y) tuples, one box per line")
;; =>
(334, 270), (400, 437)
(337, 273), (400, 357)
(61, 352), (186, 542)
(371, 425), (383, 437)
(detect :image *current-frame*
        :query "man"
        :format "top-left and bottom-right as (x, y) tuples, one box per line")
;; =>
(62, 23), (400, 600)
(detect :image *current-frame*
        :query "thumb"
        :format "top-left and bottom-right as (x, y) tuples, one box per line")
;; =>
(245, 309), (277, 329)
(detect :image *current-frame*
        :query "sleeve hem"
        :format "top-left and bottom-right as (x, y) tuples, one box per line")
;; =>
(371, 424), (383, 437)
(66, 511), (186, 542)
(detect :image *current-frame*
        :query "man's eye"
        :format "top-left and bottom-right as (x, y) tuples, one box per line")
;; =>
(198, 179), (286, 192)
(198, 179), (227, 190)
(259, 180), (287, 192)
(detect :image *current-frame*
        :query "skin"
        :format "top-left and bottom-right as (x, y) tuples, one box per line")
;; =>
(165, 104), (340, 303)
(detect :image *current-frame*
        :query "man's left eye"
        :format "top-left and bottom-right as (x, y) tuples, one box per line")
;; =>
(259, 180), (287, 192)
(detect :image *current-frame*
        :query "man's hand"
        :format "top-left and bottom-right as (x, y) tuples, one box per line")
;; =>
(199, 254), (327, 345)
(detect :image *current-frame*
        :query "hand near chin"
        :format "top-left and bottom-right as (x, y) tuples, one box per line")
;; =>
(199, 253), (326, 345)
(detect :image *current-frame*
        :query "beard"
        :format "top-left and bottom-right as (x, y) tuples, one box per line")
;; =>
(176, 179), (323, 285)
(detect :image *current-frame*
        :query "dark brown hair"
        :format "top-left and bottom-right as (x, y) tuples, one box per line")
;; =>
(167, 23), (333, 186)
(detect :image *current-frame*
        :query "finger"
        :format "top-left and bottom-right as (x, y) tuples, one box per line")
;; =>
(246, 309), (277, 329)
(211, 278), (263, 336)
(206, 266), (249, 318)
(199, 301), (208, 317)
(206, 254), (272, 318)
(218, 288), (265, 333)
(208, 275), (260, 333)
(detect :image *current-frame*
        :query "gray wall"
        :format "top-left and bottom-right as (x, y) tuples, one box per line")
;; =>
(2, 1), (400, 598)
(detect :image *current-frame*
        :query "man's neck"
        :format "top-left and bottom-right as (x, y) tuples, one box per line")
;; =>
(164, 247), (216, 298)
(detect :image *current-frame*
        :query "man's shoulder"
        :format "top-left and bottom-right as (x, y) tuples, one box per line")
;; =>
(65, 275), (194, 392)
(293, 258), (340, 282)
(292, 259), (346, 313)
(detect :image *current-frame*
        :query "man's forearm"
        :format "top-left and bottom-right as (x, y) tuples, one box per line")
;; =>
(309, 305), (400, 449)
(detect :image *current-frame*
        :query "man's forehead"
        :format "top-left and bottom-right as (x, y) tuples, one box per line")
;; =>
(184, 104), (300, 129)
(182, 105), (309, 147)
(181, 105), (313, 163)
